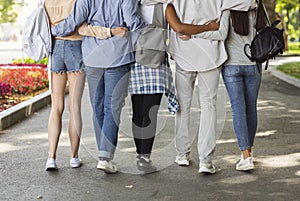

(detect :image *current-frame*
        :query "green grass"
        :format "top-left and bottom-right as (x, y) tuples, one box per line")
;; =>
(277, 62), (300, 79)
(285, 42), (300, 55)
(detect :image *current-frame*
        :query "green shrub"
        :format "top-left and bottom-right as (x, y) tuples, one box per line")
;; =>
(11, 57), (48, 65)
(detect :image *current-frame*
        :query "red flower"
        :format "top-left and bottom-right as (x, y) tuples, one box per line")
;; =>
(0, 64), (49, 95)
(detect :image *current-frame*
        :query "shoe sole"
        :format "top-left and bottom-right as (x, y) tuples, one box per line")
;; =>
(97, 166), (118, 174)
(175, 160), (190, 166)
(199, 171), (216, 174)
(70, 163), (82, 168)
(199, 169), (216, 174)
(199, 164), (216, 174)
(45, 166), (58, 171)
(236, 166), (254, 171)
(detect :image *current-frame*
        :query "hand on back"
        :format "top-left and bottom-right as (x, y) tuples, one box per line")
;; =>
(111, 27), (128, 37)
(207, 18), (219, 31)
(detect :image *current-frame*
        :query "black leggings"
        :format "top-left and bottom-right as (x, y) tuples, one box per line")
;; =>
(131, 94), (163, 155)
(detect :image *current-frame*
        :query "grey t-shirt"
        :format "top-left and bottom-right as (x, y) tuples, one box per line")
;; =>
(193, 9), (257, 66)
(225, 10), (257, 65)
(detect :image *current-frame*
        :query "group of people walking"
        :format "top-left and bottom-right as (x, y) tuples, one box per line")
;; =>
(44, 0), (264, 174)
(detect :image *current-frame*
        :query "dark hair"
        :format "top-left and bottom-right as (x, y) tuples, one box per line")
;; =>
(230, 0), (267, 35)
(230, 10), (249, 35)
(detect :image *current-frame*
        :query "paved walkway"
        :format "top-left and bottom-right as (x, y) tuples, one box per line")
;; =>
(0, 41), (23, 64)
(0, 57), (300, 201)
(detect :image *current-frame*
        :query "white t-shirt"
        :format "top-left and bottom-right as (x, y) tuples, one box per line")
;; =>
(168, 0), (255, 72)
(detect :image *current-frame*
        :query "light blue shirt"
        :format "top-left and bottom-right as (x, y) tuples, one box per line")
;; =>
(51, 0), (145, 68)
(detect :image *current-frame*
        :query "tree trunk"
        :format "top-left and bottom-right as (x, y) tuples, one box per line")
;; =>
(263, 0), (276, 23)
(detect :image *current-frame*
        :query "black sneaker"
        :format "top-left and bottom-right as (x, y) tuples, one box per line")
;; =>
(136, 156), (157, 173)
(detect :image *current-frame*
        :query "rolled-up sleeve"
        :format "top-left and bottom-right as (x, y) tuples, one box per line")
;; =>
(51, 0), (89, 36)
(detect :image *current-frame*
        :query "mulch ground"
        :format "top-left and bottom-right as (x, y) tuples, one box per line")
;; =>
(0, 89), (48, 113)
(0, 99), (18, 112)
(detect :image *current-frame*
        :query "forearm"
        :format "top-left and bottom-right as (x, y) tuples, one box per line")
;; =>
(166, 4), (212, 35)
(51, 19), (78, 37)
(78, 22), (111, 39)
(192, 10), (230, 41)
(192, 28), (226, 41)
(169, 21), (212, 35)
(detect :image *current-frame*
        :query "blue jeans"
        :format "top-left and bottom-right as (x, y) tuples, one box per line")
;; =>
(222, 65), (262, 151)
(85, 65), (130, 160)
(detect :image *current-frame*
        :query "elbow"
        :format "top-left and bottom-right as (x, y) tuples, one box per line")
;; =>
(219, 33), (228, 41)
(51, 27), (57, 36)
(219, 35), (227, 41)
(171, 24), (185, 34)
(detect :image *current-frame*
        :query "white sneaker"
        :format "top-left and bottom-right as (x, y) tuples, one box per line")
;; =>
(175, 153), (190, 166)
(45, 158), (58, 171)
(199, 162), (216, 174)
(70, 158), (82, 168)
(236, 156), (255, 171)
(97, 160), (118, 174)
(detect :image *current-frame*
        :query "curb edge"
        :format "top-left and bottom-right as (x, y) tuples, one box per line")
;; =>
(269, 67), (300, 89)
(0, 90), (51, 131)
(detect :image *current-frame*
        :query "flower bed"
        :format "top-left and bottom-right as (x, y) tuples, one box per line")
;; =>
(0, 63), (49, 112)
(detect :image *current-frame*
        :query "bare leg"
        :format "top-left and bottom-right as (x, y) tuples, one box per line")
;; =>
(67, 71), (85, 158)
(242, 149), (251, 159)
(48, 72), (67, 159)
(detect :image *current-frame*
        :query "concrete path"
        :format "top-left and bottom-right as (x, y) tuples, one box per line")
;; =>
(0, 57), (300, 201)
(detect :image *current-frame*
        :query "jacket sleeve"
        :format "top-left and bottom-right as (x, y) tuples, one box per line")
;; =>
(51, 0), (89, 36)
(122, 0), (145, 31)
(192, 10), (230, 41)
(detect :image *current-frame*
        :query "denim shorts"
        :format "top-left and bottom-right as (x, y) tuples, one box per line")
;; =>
(51, 40), (83, 73)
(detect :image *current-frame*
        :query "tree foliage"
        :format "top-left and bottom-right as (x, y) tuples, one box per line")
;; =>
(0, 0), (24, 23)
(276, 0), (300, 41)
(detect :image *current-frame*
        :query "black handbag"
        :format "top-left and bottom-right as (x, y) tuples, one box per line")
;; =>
(244, 2), (285, 70)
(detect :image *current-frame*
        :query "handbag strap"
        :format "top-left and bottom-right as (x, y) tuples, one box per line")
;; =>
(39, 0), (46, 8)
(152, 3), (164, 27)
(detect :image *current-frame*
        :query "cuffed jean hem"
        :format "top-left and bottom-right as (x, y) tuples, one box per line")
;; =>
(98, 151), (114, 160)
(239, 146), (251, 151)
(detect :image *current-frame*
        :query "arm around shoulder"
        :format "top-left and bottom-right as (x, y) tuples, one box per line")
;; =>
(165, 4), (219, 35)
(51, 0), (89, 36)
(192, 10), (230, 41)
(78, 23), (128, 38)
(78, 22), (111, 39)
